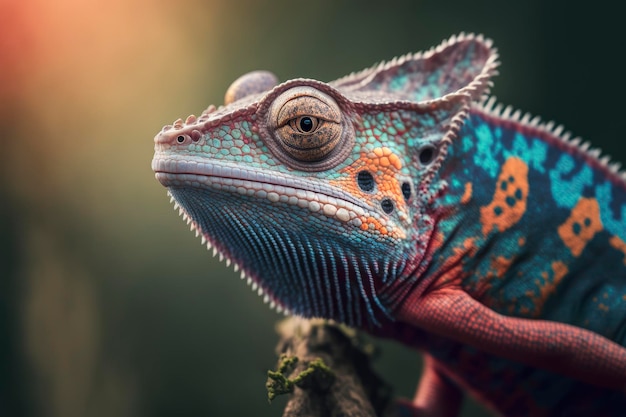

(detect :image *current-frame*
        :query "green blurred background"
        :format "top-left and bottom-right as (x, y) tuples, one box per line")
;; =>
(1, 0), (624, 416)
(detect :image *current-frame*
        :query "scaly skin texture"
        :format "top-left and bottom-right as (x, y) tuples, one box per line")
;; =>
(152, 34), (626, 416)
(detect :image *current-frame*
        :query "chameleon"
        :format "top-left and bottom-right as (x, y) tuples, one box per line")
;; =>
(152, 34), (626, 416)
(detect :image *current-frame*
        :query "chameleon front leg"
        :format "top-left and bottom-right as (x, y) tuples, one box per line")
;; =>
(414, 354), (463, 417)
(398, 288), (626, 390)
(394, 354), (462, 417)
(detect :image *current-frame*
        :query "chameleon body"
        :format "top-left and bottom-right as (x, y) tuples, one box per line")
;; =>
(152, 34), (626, 416)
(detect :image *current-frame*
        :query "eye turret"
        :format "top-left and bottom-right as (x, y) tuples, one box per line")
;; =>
(269, 87), (343, 162)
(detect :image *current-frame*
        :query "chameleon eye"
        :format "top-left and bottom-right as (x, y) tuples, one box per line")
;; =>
(289, 116), (320, 134)
(268, 86), (344, 163)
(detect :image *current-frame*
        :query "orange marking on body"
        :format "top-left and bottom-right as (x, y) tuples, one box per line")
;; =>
(518, 237), (526, 247)
(480, 157), (529, 235)
(365, 147), (405, 208)
(552, 261), (568, 281)
(525, 261), (568, 317)
(609, 235), (626, 265)
(598, 303), (610, 312)
(370, 146), (402, 168)
(491, 255), (513, 278)
(431, 237), (478, 291)
(358, 215), (405, 239)
(460, 182), (472, 204)
(388, 153), (402, 170)
(330, 146), (408, 234)
(430, 231), (445, 251)
(464, 255), (515, 309)
(557, 197), (602, 257)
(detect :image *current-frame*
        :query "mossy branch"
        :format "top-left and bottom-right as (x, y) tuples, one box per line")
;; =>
(266, 317), (394, 417)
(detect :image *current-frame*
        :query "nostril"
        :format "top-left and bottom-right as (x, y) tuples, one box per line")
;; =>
(154, 130), (197, 146)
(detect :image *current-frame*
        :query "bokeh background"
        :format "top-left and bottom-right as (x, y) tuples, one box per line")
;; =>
(1, 0), (624, 416)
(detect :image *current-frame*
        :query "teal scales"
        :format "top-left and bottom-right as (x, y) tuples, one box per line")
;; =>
(153, 34), (626, 416)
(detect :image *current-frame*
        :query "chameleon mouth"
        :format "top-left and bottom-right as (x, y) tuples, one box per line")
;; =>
(152, 156), (373, 226)
(153, 156), (381, 317)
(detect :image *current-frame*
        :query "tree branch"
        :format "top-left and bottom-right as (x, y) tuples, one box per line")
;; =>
(267, 317), (394, 417)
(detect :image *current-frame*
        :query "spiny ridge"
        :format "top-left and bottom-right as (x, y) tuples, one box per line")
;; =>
(476, 97), (626, 185)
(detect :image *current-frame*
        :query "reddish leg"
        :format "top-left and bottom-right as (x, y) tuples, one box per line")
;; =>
(414, 355), (463, 417)
(399, 288), (626, 390)
(394, 355), (463, 417)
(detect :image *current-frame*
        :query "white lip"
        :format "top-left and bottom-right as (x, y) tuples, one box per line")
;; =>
(152, 155), (374, 216)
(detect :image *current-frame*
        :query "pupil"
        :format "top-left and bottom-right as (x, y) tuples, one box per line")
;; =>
(300, 117), (313, 132)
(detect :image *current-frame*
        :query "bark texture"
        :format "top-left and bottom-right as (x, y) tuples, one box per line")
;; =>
(267, 317), (394, 417)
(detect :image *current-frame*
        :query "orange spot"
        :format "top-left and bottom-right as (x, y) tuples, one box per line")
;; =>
(491, 256), (513, 278)
(358, 216), (405, 239)
(525, 261), (568, 317)
(460, 182), (472, 204)
(331, 146), (407, 224)
(480, 157), (528, 235)
(465, 255), (515, 305)
(552, 260), (568, 281)
(609, 235), (626, 265)
(598, 303), (610, 312)
(429, 231), (445, 252)
(518, 237), (526, 247)
(388, 153), (402, 170)
(430, 237), (478, 291)
(557, 198), (602, 257)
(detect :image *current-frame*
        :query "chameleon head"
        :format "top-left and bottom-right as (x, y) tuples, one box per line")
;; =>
(152, 34), (498, 328)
